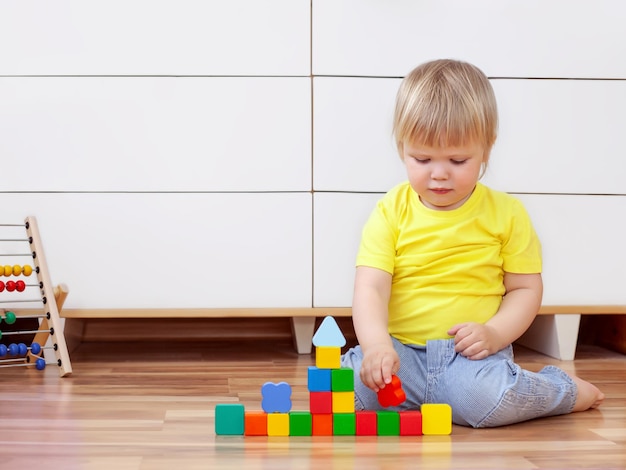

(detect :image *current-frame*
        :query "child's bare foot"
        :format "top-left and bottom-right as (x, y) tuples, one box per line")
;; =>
(568, 374), (605, 412)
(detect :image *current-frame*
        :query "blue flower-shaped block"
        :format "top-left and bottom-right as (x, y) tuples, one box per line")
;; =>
(261, 381), (292, 413)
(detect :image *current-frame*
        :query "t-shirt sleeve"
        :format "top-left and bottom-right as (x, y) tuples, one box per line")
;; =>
(501, 199), (542, 274)
(355, 199), (397, 275)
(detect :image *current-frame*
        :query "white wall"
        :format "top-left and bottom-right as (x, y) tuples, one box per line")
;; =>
(0, 1), (624, 309)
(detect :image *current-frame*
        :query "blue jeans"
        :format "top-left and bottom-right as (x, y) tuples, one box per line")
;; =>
(341, 336), (577, 428)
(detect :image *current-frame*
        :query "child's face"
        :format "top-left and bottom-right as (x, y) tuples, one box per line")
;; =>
(402, 140), (486, 211)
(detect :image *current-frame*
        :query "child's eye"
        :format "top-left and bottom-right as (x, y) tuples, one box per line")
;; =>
(413, 158), (430, 163)
(451, 159), (467, 165)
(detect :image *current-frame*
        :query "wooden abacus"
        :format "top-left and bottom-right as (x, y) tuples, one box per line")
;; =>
(0, 216), (72, 377)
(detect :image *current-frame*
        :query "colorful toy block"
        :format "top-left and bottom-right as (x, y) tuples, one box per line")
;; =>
(421, 403), (452, 435)
(312, 316), (346, 347)
(212, 316), (453, 439)
(308, 366), (332, 392)
(333, 413), (356, 435)
(316, 346), (341, 369)
(331, 368), (354, 392)
(310, 391), (333, 414)
(355, 411), (377, 436)
(399, 411), (423, 436)
(214, 404), (245, 435)
(377, 410), (400, 436)
(289, 412), (312, 436)
(244, 411), (268, 436)
(261, 381), (292, 413)
(267, 413), (290, 436)
(312, 413), (333, 436)
(377, 374), (406, 408)
(332, 391), (355, 414)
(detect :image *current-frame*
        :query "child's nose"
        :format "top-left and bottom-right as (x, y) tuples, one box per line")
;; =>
(431, 165), (448, 180)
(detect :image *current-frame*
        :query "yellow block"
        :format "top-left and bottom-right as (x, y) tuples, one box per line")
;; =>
(316, 346), (341, 369)
(421, 403), (452, 435)
(267, 413), (290, 436)
(332, 391), (355, 413)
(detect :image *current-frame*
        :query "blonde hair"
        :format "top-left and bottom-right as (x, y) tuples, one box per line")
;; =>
(393, 59), (498, 163)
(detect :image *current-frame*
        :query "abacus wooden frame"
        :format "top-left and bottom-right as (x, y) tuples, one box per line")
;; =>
(1, 217), (73, 377)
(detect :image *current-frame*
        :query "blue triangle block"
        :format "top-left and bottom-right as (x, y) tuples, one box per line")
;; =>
(312, 316), (346, 347)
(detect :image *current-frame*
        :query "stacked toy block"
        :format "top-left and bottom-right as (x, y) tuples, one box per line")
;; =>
(214, 316), (452, 437)
(309, 316), (354, 435)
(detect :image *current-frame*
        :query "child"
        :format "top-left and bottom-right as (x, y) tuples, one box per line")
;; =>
(341, 59), (604, 428)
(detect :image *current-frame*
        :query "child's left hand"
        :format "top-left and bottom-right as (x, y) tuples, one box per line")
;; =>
(447, 322), (501, 360)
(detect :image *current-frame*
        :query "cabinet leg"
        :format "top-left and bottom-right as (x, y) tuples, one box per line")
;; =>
(290, 317), (316, 354)
(516, 314), (581, 360)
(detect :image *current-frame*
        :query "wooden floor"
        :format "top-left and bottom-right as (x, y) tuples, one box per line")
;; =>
(0, 339), (624, 469)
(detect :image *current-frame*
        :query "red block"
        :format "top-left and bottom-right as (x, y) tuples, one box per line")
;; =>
(355, 411), (378, 436)
(312, 414), (333, 436)
(399, 411), (423, 436)
(310, 391), (332, 414)
(244, 411), (268, 436)
(377, 375), (406, 408)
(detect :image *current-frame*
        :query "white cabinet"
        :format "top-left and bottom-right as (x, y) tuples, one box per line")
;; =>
(486, 80), (626, 195)
(313, 193), (380, 307)
(519, 195), (626, 305)
(0, 0), (310, 76)
(1, 2), (624, 315)
(2, 193), (312, 308)
(313, 0), (626, 78)
(313, 77), (404, 192)
(0, 77), (311, 192)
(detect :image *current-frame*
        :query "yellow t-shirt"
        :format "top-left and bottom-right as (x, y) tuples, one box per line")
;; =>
(356, 182), (542, 345)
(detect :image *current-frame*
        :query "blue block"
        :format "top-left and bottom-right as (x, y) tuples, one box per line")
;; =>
(214, 404), (245, 435)
(261, 382), (292, 413)
(308, 366), (332, 392)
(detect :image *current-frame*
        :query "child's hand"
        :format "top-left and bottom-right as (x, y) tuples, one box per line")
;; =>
(360, 344), (400, 393)
(447, 322), (501, 360)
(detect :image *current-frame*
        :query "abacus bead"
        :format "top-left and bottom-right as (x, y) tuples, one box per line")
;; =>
(5, 311), (17, 324)
(30, 342), (42, 355)
(36, 358), (46, 370)
(18, 343), (28, 355)
(8, 343), (19, 356)
(3, 265), (11, 276)
(5, 281), (16, 292)
(15, 280), (26, 292)
(0, 281), (4, 292)
(0, 344), (6, 357)
(23, 265), (33, 276)
(12, 264), (22, 276)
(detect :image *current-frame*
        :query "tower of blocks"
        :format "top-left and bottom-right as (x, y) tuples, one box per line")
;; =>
(214, 316), (451, 436)
(0, 217), (72, 377)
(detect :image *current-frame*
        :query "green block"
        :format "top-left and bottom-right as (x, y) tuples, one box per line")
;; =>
(289, 412), (312, 436)
(331, 368), (354, 392)
(377, 411), (400, 436)
(214, 404), (245, 435)
(333, 413), (356, 435)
